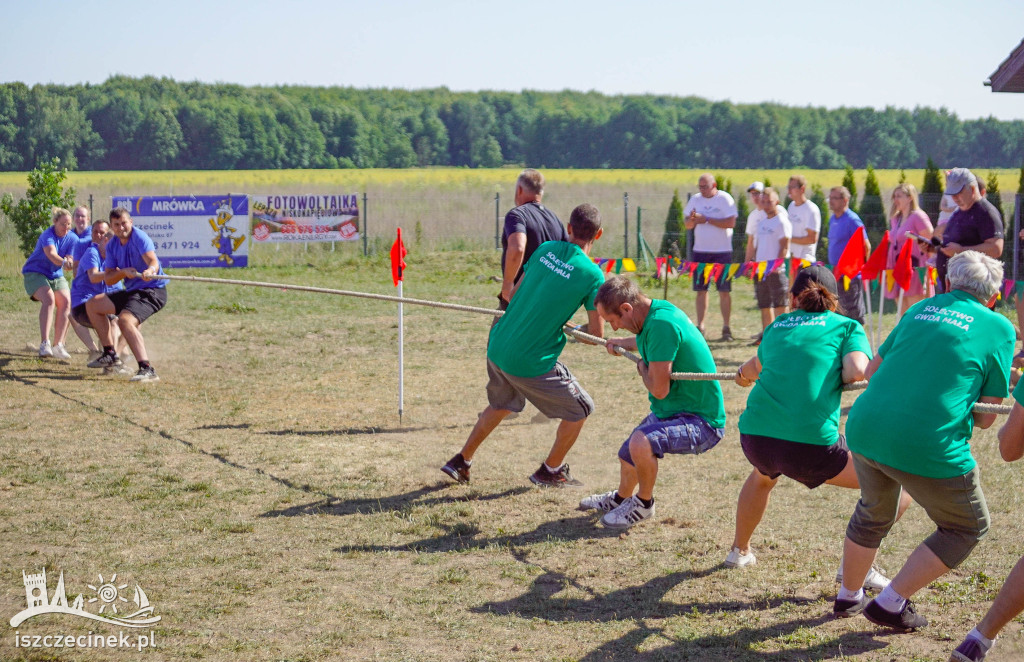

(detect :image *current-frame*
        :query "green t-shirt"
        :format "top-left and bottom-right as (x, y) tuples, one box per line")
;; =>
(739, 310), (871, 446)
(846, 290), (1014, 479)
(487, 241), (604, 378)
(637, 299), (726, 427)
(1015, 376), (1024, 405)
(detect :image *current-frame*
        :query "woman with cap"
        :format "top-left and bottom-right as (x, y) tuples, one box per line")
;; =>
(724, 264), (912, 589)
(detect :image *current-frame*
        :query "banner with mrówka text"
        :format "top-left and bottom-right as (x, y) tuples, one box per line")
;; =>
(250, 194), (360, 243)
(110, 195), (249, 267)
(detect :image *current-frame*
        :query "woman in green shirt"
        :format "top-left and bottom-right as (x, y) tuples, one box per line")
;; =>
(725, 265), (911, 587)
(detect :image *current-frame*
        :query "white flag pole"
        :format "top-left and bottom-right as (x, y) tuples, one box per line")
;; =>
(398, 280), (404, 424)
(877, 273), (885, 348)
(863, 277), (874, 353)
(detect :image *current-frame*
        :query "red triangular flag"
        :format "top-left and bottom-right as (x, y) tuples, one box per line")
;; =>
(834, 227), (867, 279)
(861, 230), (890, 281)
(893, 238), (915, 291)
(390, 228), (407, 286)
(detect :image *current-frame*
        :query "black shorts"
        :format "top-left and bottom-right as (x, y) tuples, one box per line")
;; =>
(755, 271), (789, 309)
(740, 432), (849, 489)
(691, 250), (733, 292)
(109, 287), (167, 324)
(71, 303), (92, 328)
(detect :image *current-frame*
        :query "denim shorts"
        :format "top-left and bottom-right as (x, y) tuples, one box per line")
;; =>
(618, 411), (724, 465)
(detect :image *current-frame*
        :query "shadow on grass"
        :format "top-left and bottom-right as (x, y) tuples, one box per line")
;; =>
(479, 554), (887, 660)
(332, 512), (621, 555)
(260, 483), (529, 518)
(0, 352), (343, 501)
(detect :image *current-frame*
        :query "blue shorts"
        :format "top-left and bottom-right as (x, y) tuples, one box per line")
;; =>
(618, 412), (724, 465)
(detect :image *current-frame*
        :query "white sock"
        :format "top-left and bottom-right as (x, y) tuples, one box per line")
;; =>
(967, 628), (995, 650)
(837, 586), (863, 602)
(543, 462), (563, 473)
(875, 585), (907, 613)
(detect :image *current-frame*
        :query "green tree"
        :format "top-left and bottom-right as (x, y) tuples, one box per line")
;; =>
(921, 157), (943, 222)
(1018, 160), (1024, 194)
(841, 164), (858, 215)
(898, 169), (907, 184)
(0, 158), (77, 257)
(860, 164), (886, 242)
(659, 189), (684, 256)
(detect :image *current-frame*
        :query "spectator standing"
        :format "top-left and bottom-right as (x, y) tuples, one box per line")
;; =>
(787, 175), (821, 263)
(827, 187), (871, 324)
(683, 173), (737, 341)
(886, 183), (933, 309)
(753, 188), (792, 331)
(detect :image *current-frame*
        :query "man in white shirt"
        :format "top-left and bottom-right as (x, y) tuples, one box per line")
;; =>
(684, 173), (737, 341)
(754, 188), (792, 332)
(786, 175), (821, 263)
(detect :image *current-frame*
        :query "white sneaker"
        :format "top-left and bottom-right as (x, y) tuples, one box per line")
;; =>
(51, 344), (71, 360)
(836, 564), (890, 591)
(579, 490), (621, 512)
(39, 341), (53, 357)
(601, 496), (654, 529)
(724, 547), (757, 568)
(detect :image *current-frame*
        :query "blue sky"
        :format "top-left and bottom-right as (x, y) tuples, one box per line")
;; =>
(5, 0), (1023, 120)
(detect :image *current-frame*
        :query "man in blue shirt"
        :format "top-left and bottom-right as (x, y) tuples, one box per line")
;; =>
(827, 186), (871, 325)
(86, 208), (168, 383)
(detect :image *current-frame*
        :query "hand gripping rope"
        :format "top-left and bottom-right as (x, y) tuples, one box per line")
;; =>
(155, 274), (1012, 415)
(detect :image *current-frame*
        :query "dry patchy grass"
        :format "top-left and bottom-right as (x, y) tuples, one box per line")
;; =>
(2, 249), (1024, 661)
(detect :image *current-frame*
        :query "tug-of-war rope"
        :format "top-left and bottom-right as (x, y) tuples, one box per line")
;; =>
(157, 273), (1012, 415)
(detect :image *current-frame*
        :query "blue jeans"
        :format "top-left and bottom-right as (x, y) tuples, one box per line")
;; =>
(618, 412), (724, 466)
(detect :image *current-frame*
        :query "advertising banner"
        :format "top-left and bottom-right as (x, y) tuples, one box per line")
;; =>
(250, 194), (360, 243)
(110, 195), (249, 268)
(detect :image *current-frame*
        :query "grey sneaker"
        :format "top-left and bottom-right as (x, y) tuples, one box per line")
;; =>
(51, 344), (71, 360)
(39, 340), (53, 358)
(130, 366), (160, 383)
(529, 463), (583, 487)
(88, 352), (122, 368)
(950, 637), (988, 662)
(440, 454), (471, 483)
(601, 496), (654, 529)
(579, 490), (622, 512)
(103, 363), (133, 376)
(863, 598), (928, 632)
(836, 564), (890, 591)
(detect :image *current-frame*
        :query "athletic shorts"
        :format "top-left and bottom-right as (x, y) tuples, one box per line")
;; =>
(485, 359), (594, 422)
(109, 287), (167, 325)
(691, 251), (733, 292)
(24, 272), (69, 298)
(741, 432), (849, 489)
(755, 271), (789, 309)
(71, 302), (92, 328)
(618, 411), (723, 466)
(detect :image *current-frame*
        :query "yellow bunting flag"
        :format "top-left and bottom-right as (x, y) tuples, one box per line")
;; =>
(727, 263), (740, 280)
(621, 258), (636, 272)
(843, 275), (851, 291)
(702, 263), (714, 283)
(886, 270), (895, 292)
(756, 261), (767, 280)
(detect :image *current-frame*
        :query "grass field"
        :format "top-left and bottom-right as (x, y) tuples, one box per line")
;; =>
(2, 238), (1024, 661)
(1, 168), (1020, 255)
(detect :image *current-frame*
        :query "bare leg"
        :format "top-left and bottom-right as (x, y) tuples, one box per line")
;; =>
(720, 291), (732, 328)
(732, 469), (778, 553)
(86, 298), (117, 348)
(53, 289), (71, 345)
(34, 287), (55, 343)
(841, 537), (880, 593)
(695, 291), (709, 332)
(629, 432), (659, 501)
(976, 556), (1024, 640)
(458, 405), (511, 462)
(117, 311), (148, 363)
(544, 418), (586, 468)
(889, 543), (951, 599)
(70, 317), (100, 352)
(616, 458), (639, 499)
(760, 308), (775, 330)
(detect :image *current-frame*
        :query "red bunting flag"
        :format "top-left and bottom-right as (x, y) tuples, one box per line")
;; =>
(603, 259), (616, 274)
(861, 230), (890, 281)
(892, 238), (915, 291)
(834, 227), (867, 280)
(390, 228), (407, 286)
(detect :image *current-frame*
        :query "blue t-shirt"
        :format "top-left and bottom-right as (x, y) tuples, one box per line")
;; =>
(22, 226), (80, 279)
(827, 210), (865, 266)
(70, 244), (124, 308)
(104, 227), (167, 291)
(72, 234), (93, 261)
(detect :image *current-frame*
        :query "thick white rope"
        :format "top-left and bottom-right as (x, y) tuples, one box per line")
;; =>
(155, 274), (1013, 415)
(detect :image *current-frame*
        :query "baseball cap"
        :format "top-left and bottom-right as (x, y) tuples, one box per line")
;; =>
(747, 181), (764, 192)
(944, 168), (977, 195)
(791, 264), (838, 298)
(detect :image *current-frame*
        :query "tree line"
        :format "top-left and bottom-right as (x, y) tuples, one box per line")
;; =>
(1, 76), (1022, 171)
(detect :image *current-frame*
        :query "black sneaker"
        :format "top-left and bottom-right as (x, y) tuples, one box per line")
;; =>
(87, 352), (122, 368)
(950, 637), (988, 662)
(832, 594), (868, 618)
(721, 326), (734, 341)
(440, 454), (470, 483)
(529, 463), (583, 487)
(130, 366), (160, 383)
(863, 598), (928, 632)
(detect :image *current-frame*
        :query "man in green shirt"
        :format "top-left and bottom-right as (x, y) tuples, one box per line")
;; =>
(579, 275), (726, 529)
(834, 251), (1013, 632)
(441, 204), (605, 487)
